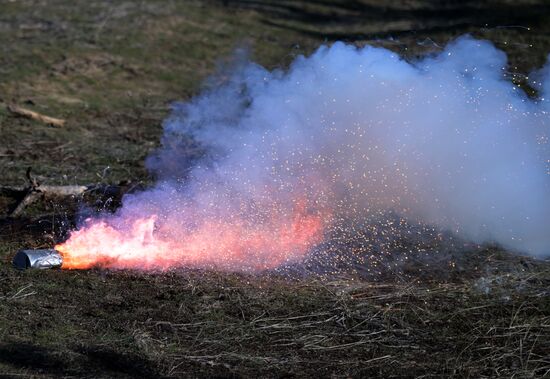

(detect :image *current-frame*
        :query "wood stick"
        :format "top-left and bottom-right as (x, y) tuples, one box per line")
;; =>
(1, 184), (132, 217)
(34, 185), (89, 196)
(9, 191), (41, 217)
(0, 168), (139, 217)
(1, 169), (138, 217)
(0, 184), (125, 198)
(7, 104), (66, 127)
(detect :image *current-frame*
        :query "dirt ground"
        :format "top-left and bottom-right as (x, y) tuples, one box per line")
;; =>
(1, 1), (549, 378)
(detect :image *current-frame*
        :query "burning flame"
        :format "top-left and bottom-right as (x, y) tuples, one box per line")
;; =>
(56, 200), (327, 271)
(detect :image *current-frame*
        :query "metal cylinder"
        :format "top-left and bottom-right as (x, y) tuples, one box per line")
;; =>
(12, 249), (63, 270)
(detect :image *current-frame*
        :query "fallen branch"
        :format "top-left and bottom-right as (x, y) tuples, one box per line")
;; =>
(7, 104), (66, 127)
(0, 184), (124, 198)
(1, 168), (134, 217)
(9, 191), (42, 218)
(2, 183), (127, 217)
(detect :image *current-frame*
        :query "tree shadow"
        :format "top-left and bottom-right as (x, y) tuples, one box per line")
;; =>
(0, 342), (166, 378)
(0, 343), (69, 377)
(218, 0), (550, 41)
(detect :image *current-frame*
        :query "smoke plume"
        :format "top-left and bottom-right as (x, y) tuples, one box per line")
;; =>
(57, 36), (550, 271)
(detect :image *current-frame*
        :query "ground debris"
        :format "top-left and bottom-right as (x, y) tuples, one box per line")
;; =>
(7, 104), (65, 128)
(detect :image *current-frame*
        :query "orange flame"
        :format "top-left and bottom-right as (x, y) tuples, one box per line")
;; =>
(55, 199), (327, 271)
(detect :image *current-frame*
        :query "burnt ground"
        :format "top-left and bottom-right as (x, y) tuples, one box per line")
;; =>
(0, 1), (549, 378)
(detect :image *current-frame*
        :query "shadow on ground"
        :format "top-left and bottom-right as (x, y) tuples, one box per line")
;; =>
(0, 342), (166, 379)
(220, 0), (550, 41)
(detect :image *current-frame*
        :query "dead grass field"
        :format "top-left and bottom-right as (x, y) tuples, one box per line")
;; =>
(1, 1), (549, 378)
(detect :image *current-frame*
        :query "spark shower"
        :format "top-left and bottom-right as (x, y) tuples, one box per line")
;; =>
(56, 36), (550, 271)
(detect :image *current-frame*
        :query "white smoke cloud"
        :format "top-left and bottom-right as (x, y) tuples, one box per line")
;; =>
(139, 36), (550, 259)
(61, 36), (549, 271)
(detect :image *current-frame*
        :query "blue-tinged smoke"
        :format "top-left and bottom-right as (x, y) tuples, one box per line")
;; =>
(139, 36), (549, 259)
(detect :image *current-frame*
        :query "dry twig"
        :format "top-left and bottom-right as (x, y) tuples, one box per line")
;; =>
(1, 168), (128, 217)
(7, 104), (66, 127)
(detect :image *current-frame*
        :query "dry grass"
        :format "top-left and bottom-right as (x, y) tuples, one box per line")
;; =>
(0, 262), (549, 378)
(1, 1), (549, 378)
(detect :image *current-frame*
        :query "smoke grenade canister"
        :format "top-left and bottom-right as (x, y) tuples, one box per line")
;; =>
(13, 249), (63, 270)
